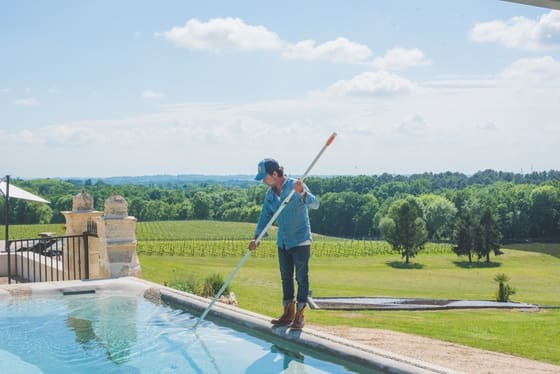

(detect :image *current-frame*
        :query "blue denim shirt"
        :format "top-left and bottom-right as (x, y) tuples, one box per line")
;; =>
(254, 177), (319, 250)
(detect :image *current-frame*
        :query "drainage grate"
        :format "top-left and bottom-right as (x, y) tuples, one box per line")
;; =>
(62, 289), (96, 296)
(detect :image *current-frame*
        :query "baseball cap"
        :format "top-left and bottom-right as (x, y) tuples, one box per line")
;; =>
(255, 158), (280, 180)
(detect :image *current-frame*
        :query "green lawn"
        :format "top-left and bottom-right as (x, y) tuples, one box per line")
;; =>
(140, 246), (560, 365)
(2, 223), (66, 239)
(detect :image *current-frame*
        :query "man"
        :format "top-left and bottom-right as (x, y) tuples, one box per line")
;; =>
(248, 158), (319, 329)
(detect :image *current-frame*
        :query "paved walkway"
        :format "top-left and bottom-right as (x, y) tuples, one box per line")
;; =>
(311, 296), (539, 310)
(309, 325), (560, 374)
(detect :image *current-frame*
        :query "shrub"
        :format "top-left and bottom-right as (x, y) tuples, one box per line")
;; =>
(494, 273), (516, 302)
(202, 273), (229, 297)
(169, 276), (201, 295)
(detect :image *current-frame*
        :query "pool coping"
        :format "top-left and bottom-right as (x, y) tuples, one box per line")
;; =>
(0, 277), (458, 374)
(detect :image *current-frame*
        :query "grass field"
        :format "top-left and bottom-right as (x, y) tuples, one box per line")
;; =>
(5, 221), (560, 364)
(2, 223), (66, 239)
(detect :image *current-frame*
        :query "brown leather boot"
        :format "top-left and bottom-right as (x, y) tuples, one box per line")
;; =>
(290, 306), (305, 329)
(271, 301), (296, 325)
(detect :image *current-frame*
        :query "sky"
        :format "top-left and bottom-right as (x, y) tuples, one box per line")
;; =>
(1, 0), (559, 179)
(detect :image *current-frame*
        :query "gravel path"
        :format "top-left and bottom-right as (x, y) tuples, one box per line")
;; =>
(308, 325), (560, 374)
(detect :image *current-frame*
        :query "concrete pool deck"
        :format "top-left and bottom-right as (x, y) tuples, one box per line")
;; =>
(0, 277), (457, 374)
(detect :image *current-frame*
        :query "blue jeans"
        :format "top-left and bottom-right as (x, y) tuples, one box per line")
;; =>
(277, 245), (310, 310)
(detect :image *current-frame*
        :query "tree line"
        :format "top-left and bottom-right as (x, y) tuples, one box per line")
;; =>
(2, 170), (559, 244)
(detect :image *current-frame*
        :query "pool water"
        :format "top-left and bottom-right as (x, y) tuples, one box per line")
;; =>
(0, 294), (364, 373)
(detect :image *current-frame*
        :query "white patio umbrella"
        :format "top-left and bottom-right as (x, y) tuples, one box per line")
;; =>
(1, 175), (50, 283)
(0, 181), (50, 204)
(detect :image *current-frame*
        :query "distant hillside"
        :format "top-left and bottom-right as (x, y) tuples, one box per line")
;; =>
(59, 169), (560, 187)
(68, 174), (256, 187)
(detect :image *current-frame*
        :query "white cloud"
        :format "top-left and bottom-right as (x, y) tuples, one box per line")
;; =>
(160, 17), (283, 52)
(45, 125), (98, 147)
(2, 86), (559, 178)
(478, 120), (498, 131)
(142, 90), (165, 99)
(421, 57), (560, 93)
(372, 47), (431, 70)
(470, 10), (560, 50)
(396, 114), (429, 136)
(8, 129), (44, 146)
(422, 77), (497, 90)
(14, 98), (40, 106)
(0, 88), (10, 93)
(282, 37), (372, 64)
(161, 17), (375, 65)
(319, 71), (415, 97)
(500, 56), (560, 81)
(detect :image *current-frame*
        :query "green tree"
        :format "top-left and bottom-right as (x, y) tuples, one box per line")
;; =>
(475, 208), (503, 263)
(452, 212), (478, 263)
(176, 199), (194, 220)
(353, 193), (379, 238)
(33, 203), (53, 224)
(141, 200), (169, 221)
(128, 197), (145, 219)
(508, 184), (533, 240)
(50, 195), (73, 223)
(192, 191), (214, 219)
(310, 191), (378, 237)
(529, 185), (560, 238)
(418, 194), (457, 240)
(244, 205), (261, 223)
(379, 197), (428, 264)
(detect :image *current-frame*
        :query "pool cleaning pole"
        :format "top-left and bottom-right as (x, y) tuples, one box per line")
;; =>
(194, 132), (337, 329)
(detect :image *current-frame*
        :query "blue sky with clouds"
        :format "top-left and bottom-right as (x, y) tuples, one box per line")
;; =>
(1, 1), (559, 178)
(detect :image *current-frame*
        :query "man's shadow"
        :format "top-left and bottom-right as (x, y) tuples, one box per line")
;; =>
(245, 343), (306, 374)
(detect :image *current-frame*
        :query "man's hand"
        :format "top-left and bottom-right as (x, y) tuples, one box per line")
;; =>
(294, 179), (305, 196)
(294, 179), (306, 200)
(248, 240), (258, 251)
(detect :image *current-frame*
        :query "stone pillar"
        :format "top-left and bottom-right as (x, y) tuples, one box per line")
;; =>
(62, 191), (141, 280)
(62, 191), (107, 279)
(100, 194), (141, 278)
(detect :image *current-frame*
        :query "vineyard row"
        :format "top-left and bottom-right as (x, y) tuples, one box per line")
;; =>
(137, 240), (453, 257)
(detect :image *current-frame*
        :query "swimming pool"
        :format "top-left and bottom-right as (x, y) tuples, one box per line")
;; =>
(0, 294), (364, 373)
(0, 278), (446, 373)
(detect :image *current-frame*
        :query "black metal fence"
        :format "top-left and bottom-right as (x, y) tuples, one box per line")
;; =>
(6, 233), (90, 283)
